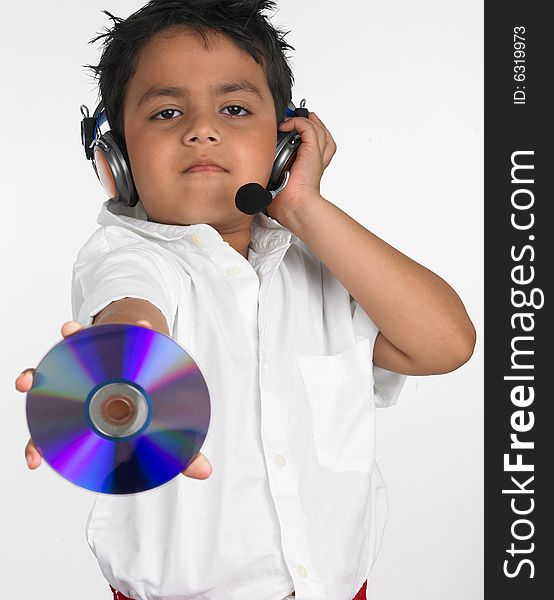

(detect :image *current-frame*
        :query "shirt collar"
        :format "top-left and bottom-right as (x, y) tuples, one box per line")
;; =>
(97, 199), (297, 251)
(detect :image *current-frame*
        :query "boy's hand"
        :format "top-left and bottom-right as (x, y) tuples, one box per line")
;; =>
(266, 111), (337, 225)
(15, 320), (212, 480)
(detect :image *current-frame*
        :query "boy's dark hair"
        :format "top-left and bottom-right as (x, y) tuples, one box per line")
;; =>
(84, 0), (295, 140)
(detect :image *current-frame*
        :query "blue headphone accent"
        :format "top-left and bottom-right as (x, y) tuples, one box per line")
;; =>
(80, 98), (309, 208)
(94, 110), (108, 136)
(284, 106), (297, 119)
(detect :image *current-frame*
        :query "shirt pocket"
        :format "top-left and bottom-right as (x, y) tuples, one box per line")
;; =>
(296, 336), (376, 475)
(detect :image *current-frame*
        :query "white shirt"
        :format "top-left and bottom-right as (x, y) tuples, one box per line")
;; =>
(71, 199), (406, 600)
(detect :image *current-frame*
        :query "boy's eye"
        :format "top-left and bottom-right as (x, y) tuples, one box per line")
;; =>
(222, 104), (251, 117)
(152, 105), (251, 120)
(152, 108), (183, 120)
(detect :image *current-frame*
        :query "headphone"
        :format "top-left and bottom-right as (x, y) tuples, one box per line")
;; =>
(80, 98), (309, 208)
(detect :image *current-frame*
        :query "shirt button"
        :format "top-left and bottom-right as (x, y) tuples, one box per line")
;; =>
(274, 454), (287, 468)
(191, 233), (204, 247)
(297, 564), (308, 578)
(226, 266), (242, 277)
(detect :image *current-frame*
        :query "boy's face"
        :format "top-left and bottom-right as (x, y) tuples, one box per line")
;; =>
(123, 26), (278, 230)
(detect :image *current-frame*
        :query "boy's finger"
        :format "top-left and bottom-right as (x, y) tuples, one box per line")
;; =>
(61, 320), (84, 338)
(25, 438), (42, 469)
(15, 368), (35, 392)
(181, 452), (212, 479)
(25, 438), (37, 455)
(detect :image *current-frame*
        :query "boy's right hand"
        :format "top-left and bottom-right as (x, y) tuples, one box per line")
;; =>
(15, 320), (212, 480)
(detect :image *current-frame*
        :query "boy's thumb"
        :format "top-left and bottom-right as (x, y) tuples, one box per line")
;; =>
(61, 320), (84, 338)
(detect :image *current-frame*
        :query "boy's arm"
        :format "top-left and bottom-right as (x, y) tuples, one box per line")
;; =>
(92, 297), (170, 336)
(282, 194), (476, 377)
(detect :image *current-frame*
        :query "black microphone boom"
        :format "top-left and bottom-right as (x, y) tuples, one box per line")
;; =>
(235, 171), (291, 216)
(235, 183), (273, 215)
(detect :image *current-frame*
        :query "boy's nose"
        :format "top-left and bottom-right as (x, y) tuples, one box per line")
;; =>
(184, 132), (220, 144)
(181, 112), (222, 145)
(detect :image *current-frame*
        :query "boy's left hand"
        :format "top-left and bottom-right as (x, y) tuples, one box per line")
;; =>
(265, 111), (337, 225)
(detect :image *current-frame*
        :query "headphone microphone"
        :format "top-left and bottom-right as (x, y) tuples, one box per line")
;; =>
(80, 98), (309, 218)
(234, 171), (291, 215)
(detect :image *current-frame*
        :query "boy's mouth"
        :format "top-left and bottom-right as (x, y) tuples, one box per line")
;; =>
(184, 157), (227, 173)
(185, 165), (227, 173)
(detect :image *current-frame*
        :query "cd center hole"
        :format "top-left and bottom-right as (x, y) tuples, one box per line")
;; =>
(102, 395), (135, 425)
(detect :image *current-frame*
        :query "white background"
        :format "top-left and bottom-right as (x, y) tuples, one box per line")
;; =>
(0, 1), (483, 598)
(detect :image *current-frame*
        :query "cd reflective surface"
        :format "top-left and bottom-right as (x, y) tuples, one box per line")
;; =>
(26, 323), (211, 494)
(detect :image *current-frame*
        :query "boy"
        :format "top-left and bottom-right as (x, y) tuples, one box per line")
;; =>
(16, 1), (476, 598)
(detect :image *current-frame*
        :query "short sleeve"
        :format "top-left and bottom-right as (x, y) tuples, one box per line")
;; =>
(350, 294), (406, 408)
(71, 227), (180, 333)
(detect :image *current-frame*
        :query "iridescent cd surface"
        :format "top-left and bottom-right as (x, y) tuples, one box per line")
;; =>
(26, 323), (211, 494)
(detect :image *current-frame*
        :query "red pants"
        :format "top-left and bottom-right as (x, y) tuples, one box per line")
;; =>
(110, 579), (367, 599)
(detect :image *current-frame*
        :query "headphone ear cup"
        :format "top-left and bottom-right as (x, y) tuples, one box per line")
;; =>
(269, 130), (301, 191)
(92, 131), (139, 207)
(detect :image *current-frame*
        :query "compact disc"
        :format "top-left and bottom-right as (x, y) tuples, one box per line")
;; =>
(26, 323), (211, 494)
